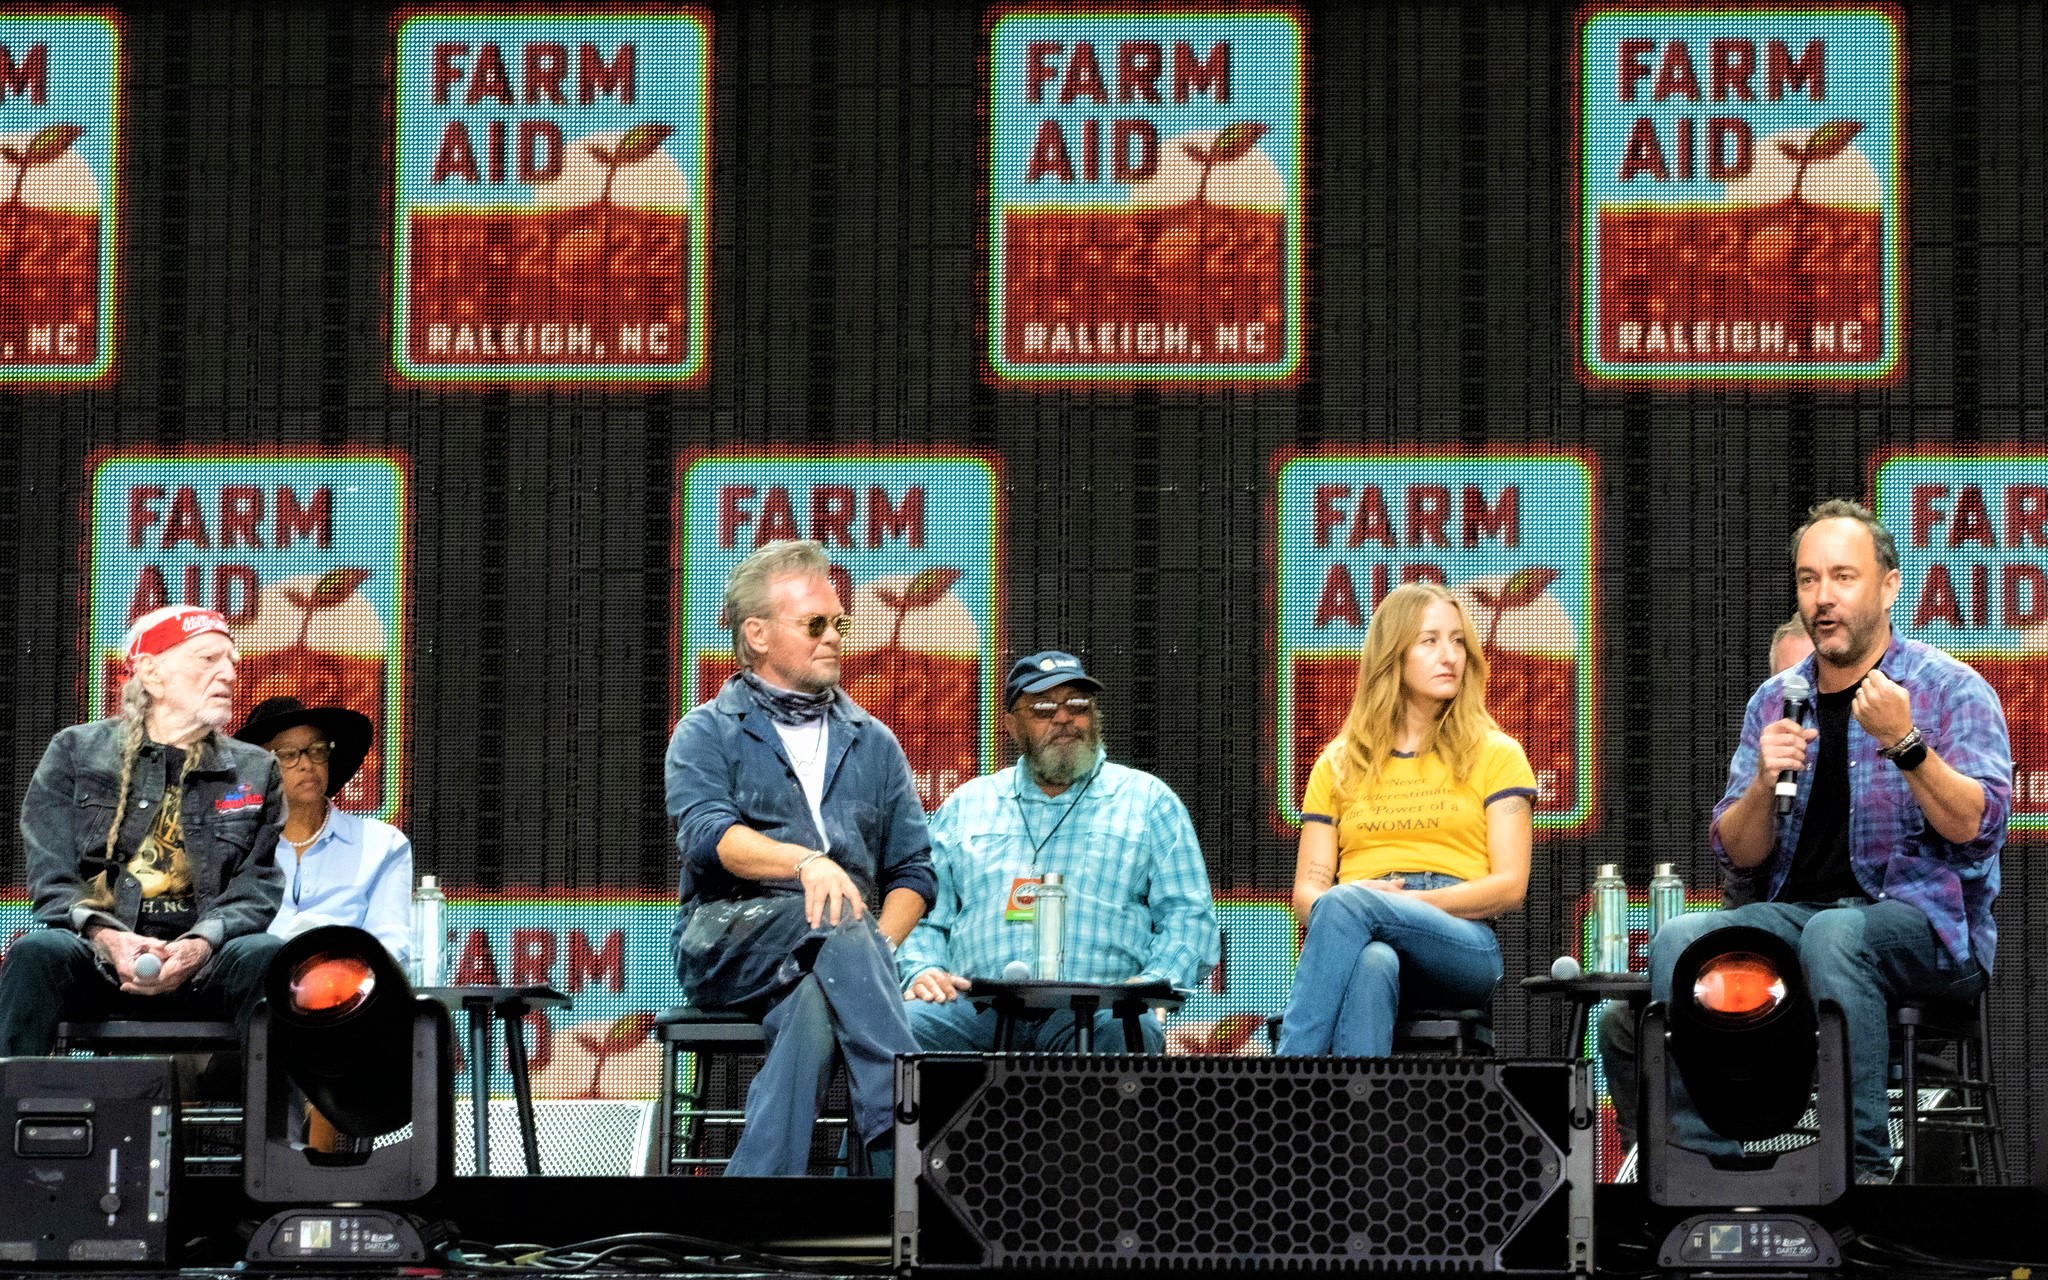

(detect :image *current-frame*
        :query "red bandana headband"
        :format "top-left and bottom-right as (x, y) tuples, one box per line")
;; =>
(124, 607), (234, 673)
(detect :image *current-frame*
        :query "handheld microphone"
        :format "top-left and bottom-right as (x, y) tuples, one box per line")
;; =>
(1549, 955), (1583, 982)
(1002, 959), (1033, 982)
(134, 953), (162, 981)
(1776, 673), (1813, 817)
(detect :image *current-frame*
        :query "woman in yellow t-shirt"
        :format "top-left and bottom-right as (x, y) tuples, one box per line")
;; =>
(1276, 582), (1537, 1056)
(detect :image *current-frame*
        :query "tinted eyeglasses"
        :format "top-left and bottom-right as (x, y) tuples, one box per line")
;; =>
(782, 613), (854, 640)
(1021, 696), (1095, 720)
(274, 741), (335, 768)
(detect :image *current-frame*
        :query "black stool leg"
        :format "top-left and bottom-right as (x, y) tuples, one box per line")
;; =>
(657, 1041), (677, 1174)
(466, 1002), (492, 1176)
(503, 1008), (544, 1176)
(1899, 1019), (1918, 1183)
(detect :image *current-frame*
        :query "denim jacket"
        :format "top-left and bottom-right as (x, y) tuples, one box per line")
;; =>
(665, 676), (937, 923)
(20, 719), (286, 949)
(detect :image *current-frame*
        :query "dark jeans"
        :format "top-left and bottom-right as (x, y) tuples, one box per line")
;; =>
(0, 928), (284, 1057)
(724, 916), (918, 1177)
(1598, 1000), (1643, 1152)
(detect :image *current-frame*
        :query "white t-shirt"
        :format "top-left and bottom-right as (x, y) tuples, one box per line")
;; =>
(774, 718), (832, 852)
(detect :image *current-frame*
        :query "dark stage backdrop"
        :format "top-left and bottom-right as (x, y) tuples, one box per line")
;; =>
(1, 1), (2044, 1182)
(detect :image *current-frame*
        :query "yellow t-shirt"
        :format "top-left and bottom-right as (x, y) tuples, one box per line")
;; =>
(1299, 730), (1538, 885)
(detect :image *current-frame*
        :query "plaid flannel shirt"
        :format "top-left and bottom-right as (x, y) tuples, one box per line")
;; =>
(897, 752), (1220, 991)
(1711, 632), (2011, 973)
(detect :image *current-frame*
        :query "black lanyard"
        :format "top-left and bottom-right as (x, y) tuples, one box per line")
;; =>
(1015, 771), (1095, 875)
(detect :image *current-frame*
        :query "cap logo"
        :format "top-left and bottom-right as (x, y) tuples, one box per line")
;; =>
(1040, 659), (1058, 670)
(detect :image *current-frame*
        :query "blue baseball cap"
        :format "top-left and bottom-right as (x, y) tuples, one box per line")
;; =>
(1003, 651), (1104, 706)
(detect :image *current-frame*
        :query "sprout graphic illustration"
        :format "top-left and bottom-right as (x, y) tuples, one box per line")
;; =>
(570, 1011), (659, 1100)
(1774, 120), (1863, 205)
(585, 123), (674, 209)
(874, 566), (962, 652)
(1178, 122), (1268, 209)
(1471, 566), (1560, 654)
(1, 123), (83, 210)
(281, 567), (372, 657)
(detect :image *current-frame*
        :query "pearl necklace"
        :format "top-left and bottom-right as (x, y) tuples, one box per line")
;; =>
(287, 802), (332, 851)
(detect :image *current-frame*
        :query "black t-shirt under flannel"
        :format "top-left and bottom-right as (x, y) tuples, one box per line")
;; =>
(1780, 682), (1872, 905)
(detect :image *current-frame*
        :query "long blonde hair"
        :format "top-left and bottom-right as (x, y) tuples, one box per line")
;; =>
(76, 648), (204, 912)
(1328, 582), (1497, 805)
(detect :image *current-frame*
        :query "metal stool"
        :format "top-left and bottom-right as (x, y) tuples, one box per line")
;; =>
(653, 1007), (866, 1176)
(1892, 990), (2005, 1184)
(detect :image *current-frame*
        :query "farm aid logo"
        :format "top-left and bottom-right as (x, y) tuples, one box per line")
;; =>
(1875, 456), (2048, 833)
(1576, 6), (1903, 385)
(678, 454), (1001, 811)
(0, 12), (119, 386)
(89, 455), (409, 821)
(984, 8), (1304, 384)
(1273, 454), (1596, 832)
(391, 11), (709, 385)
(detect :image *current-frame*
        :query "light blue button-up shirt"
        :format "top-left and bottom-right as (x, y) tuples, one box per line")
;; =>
(268, 807), (414, 968)
(898, 751), (1219, 991)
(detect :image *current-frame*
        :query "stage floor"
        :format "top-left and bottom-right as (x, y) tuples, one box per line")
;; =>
(21, 1177), (2023, 1278)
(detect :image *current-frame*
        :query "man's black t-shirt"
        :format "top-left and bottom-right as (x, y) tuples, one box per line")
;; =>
(1780, 682), (1871, 905)
(128, 746), (198, 941)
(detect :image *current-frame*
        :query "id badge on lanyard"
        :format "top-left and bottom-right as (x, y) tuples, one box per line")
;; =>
(1005, 876), (1040, 923)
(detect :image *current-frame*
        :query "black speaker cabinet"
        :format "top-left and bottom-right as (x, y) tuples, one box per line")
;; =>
(894, 1054), (1593, 1273)
(0, 1055), (175, 1265)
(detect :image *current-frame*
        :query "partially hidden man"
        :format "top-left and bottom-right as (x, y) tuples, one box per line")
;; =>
(666, 540), (933, 1176)
(0, 606), (286, 1058)
(1649, 500), (2011, 1184)
(897, 651), (1219, 1050)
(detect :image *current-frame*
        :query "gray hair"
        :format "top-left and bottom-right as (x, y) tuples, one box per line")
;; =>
(1790, 498), (1898, 574)
(725, 539), (832, 666)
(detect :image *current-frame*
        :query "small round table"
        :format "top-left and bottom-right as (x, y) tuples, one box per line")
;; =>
(419, 985), (571, 1175)
(1518, 973), (1651, 1055)
(964, 978), (1184, 1052)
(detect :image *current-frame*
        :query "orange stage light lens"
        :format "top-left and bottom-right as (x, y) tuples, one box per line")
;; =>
(1693, 953), (1786, 1016)
(290, 954), (376, 1016)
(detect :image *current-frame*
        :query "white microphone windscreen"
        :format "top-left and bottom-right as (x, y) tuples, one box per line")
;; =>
(1002, 959), (1033, 982)
(1549, 954), (1583, 982)
(1780, 672), (1812, 704)
(134, 953), (162, 981)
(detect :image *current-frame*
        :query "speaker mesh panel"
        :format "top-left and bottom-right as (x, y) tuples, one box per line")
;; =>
(908, 1055), (1577, 1270)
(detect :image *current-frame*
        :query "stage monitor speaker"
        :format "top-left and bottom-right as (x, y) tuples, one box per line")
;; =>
(0, 1055), (174, 1265)
(894, 1054), (1594, 1273)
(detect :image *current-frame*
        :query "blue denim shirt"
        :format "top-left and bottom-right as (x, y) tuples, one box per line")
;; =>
(20, 719), (286, 949)
(665, 676), (936, 919)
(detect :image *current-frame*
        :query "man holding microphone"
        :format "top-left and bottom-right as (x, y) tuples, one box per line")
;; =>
(1646, 500), (2011, 1184)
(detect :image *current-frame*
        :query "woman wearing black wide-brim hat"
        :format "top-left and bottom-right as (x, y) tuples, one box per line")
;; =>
(234, 696), (414, 969)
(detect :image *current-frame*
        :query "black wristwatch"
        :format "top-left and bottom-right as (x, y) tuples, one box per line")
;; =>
(1881, 726), (1928, 772)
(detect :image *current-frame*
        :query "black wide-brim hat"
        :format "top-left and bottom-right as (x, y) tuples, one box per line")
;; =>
(233, 695), (374, 798)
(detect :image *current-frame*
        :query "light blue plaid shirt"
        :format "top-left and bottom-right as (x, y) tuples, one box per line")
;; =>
(897, 751), (1220, 991)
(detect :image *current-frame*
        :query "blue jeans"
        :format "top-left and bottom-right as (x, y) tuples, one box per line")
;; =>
(1276, 874), (1502, 1057)
(1647, 898), (1984, 1179)
(907, 994), (1167, 1053)
(725, 916), (918, 1177)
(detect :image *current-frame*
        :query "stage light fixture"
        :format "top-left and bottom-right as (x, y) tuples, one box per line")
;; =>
(1641, 926), (1850, 1275)
(243, 925), (454, 1266)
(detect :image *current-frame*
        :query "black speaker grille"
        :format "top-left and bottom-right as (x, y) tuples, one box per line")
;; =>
(917, 1056), (1568, 1269)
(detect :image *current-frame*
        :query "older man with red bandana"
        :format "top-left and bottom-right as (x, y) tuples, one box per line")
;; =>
(0, 606), (285, 1057)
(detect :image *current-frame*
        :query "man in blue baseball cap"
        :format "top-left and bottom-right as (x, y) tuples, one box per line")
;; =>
(896, 650), (1219, 1051)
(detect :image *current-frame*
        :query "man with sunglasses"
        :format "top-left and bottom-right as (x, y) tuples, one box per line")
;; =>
(667, 540), (934, 1176)
(897, 651), (1219, 1051)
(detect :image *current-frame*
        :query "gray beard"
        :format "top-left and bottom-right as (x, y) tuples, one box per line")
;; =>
(1024, 729), (1099, 788)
